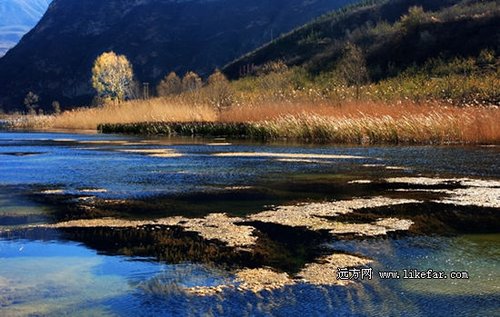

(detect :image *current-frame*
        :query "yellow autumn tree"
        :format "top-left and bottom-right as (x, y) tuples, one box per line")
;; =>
(92, 51), (134, 102)
(182, 71), (202, 92)
(157, 71), (182, 96)
(206, 69), (233, 113)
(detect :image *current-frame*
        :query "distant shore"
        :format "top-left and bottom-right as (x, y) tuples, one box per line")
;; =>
(3, 100), (498, 145)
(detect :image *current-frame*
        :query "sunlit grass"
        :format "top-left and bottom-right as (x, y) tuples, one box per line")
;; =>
(96, 101), (499, 144)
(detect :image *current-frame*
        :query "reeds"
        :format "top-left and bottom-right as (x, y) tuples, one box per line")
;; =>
(98, 103), (500, 144)
(50, 98), (217, 130)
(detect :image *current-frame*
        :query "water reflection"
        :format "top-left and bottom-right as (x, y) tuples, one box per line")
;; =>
(0, 132), (499, 316)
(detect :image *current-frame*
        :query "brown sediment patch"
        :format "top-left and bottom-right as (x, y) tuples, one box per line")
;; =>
(186, 253), (374, 296)
(41, 213), (256, 248)
(298, 254), (372, 286)
(437, 187), (500, 208)
(331, 218), (413, 236)
(212, 152), (365, 159)
(45, 217), (149, 228)
(234, 268), (294, 292)
(385, 177), (500, 208)
(185, 285), (228, 296)
(178, 213), (257, 248)
(249, 197), (419, 236)
(185, 267), (294, 296)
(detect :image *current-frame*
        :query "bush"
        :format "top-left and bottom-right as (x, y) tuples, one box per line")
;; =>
(206, 69), (234, 113)
(157, 72), (182, 96)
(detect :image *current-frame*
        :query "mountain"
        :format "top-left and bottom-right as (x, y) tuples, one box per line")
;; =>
(0, 0), (51, 56)
(0, 0), (356, 111)
(223, 0), (500, 79)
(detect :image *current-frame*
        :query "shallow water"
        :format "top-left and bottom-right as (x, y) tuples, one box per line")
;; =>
(0, 131), (499, 316)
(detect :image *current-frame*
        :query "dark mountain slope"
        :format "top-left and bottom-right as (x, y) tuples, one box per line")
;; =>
(223, 0), (499, 79)
(0, 0), (355, 111)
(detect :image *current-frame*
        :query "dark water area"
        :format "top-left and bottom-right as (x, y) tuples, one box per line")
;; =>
(0, 131), (499, 316)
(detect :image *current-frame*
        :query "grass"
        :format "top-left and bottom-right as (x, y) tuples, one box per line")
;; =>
(96, 101), (499, 145)
(4, 99), (217, 131)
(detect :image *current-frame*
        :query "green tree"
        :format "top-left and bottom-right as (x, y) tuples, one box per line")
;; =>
(399, 6), (428, 32)
(92, 51), (134, 102)
(157, 72), (182, 96)
(337, 42), (369, 99)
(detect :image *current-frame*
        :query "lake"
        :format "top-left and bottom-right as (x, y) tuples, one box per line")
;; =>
(0, 131), (498, 316)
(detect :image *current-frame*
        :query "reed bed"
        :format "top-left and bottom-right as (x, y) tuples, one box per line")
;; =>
(50, 99), (217, 130)
(98, 104), (500, 144)
(4, 92), (499, 144)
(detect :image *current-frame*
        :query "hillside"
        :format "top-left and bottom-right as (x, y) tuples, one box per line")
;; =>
(0, 0), (51, 56)
(0, 0), (355, 111)
(223, 0), (499, 80)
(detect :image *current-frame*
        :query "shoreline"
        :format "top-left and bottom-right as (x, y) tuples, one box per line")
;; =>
(97, 119), (500, 145)
(1, 121), (499, 146)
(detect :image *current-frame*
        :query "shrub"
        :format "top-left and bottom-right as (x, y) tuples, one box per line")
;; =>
(206, 69), (234, 113)
(182, 71), (202, 92)
(157, 72), (182, 96)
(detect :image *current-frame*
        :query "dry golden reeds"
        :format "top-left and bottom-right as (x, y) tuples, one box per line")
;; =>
(49, 98), (217, 130)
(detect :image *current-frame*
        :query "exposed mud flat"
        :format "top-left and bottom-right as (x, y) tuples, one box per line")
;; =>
(186, 252), (373, 296)
(37, 213), (256, 248)
(437, 187), (500, 208)
(298, 254), (372, 286)
(385, 177), (500, 208)
(24, 197), (420, 248)
(177, 213), (257, 248)
(171, 267), (294, 296)
(249, 197), (418, 236)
